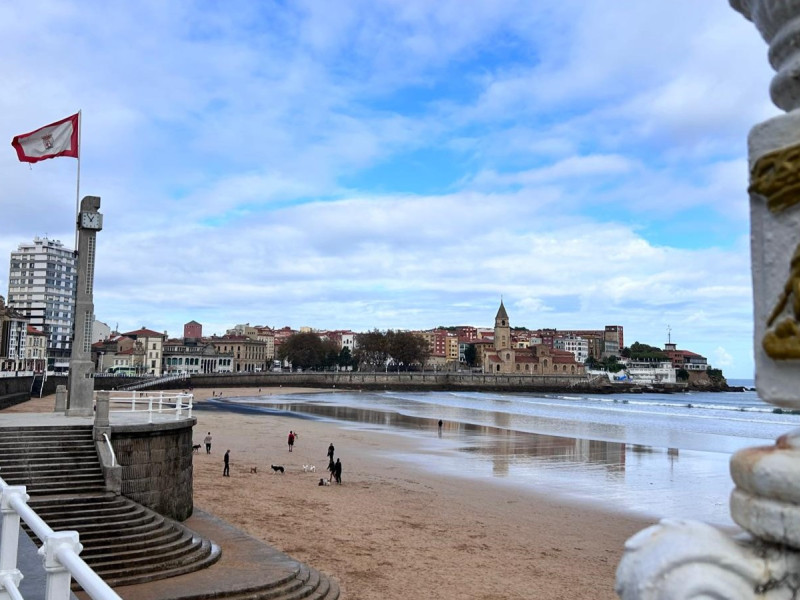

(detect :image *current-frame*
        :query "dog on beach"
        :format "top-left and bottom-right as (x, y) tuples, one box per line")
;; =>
(303, 464), (316, 473)
(271, 465), (285, 473)
(192, 444), (201, 453)
(250, 466), (258, 474)
(318, 478), (330, 486)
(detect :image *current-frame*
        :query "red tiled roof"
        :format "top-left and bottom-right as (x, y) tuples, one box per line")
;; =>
(122, 328), (164, 338)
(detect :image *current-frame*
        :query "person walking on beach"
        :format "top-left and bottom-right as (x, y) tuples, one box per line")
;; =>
(223, 449), (230, 477)
(327, 442), (335, 462)
(333, 458), (342, 484)
(204, 432), (212, 454)
(288, 431), (295, 452)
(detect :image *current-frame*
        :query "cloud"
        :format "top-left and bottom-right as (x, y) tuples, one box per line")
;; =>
(0, 0), (773, 378)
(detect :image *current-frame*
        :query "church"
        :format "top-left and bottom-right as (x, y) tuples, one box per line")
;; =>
(481, 300), (585, 376)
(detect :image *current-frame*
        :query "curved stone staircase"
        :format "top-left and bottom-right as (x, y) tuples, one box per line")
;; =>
(0, 424), (340, 599)
(0, 425), (220, 588)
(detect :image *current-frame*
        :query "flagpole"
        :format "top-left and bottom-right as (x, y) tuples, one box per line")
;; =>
(74, 110), (82, 251)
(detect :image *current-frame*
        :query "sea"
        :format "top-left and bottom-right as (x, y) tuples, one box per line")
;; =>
(214, 378), (798, 528)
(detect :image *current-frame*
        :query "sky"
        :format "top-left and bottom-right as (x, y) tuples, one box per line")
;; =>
(0, 1), (777, 379)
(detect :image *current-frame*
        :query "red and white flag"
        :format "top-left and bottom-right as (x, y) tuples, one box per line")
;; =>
(11, 113), (80, 163)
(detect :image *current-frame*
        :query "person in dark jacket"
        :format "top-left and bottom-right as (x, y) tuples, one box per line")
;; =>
(333, 458), (342, 484)
(223, 449), (230, 477)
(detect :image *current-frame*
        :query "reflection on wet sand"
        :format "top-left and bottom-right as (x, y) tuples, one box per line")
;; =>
(206, 396), (732, 526)
(232, 399), (630, 477)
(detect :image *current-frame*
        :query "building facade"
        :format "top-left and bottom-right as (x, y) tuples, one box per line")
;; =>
(121, 328), (166, 376)
(0, 296), (28, 371)
(24, 325), (47, 372)
(6, 237), (77, 370)
(482, 301), (585, 376)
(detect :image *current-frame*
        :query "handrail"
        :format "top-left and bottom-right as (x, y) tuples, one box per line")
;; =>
(0, 475), (122, 600)
(102, 433), (117, 467)
(101, 391), (193, 422)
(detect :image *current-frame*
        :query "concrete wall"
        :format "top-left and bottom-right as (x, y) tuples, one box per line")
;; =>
(0, 376), (32, 409)
(109, 419), (196, 521)
(184, 371), (606, 393)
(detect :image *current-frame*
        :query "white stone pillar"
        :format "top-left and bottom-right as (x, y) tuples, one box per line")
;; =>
(617, 2), (800, 597)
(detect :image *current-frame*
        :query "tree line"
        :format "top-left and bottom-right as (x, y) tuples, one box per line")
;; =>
(277, 329), (432, 371)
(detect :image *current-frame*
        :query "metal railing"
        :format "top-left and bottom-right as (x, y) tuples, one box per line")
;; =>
(0, 475), (122, 600)
(101, 391), (193, 423)
(113, 373), (189, 392)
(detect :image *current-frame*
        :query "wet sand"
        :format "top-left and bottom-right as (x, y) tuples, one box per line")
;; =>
(7, 388), (659, 599)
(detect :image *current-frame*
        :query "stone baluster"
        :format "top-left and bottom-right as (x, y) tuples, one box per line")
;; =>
(617, 2), (800, 597)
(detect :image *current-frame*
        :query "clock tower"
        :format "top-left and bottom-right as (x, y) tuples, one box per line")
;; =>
(67, 195), (102, 416)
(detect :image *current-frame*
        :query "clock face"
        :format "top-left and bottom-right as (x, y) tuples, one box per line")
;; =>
(80, 212), (102, 230)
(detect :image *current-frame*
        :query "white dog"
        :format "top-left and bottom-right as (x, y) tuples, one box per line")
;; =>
(303, 464), (317, 473)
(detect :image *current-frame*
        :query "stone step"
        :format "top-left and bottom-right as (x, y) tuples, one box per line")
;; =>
(3, 473), (106, 491)
(80, 528), (186, 559)
(33, 503), (145, 528)
(83, 538), (220, 589)
(88, 533), (203, 571)
(0, 437), (94, 446)
(23, 483), (108, 496)
(29, 494), (124, 512)
(0, 450), (98, 461)
(70, 513), (164, 540)
(0, 464), (103, 477)
(0, 433), (93, 441)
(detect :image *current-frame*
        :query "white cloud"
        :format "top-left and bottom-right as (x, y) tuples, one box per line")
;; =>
(0, 0), (774, 378)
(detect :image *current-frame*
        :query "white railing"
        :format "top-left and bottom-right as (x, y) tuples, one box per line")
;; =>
(101, 391), (193, 423)
(102, 434), (117, 467)
(114, 373), (189, 392)
(0, 476), (122, 600)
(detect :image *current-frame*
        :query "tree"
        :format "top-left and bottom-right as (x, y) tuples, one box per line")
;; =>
(277, 332), (325, 370)
(626, 342), (668, 362)
(602, 355), (625, 373)
(464, 344), (477, 367)
(337, 346), (353, 369)
(320, 338), (340, 370)
(354, 329), (389, 371)
(387, 330), (430, 370)
(676, 368), (689, 381)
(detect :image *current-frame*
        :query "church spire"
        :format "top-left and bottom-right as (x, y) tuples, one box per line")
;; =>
(495, 299), (508, 323)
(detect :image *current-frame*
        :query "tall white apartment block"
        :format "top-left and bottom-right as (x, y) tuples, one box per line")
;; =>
(554, 335), (589, 364)
(7, 237), (76, 370)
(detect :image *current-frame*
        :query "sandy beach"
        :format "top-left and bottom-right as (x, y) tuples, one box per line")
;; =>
(5, 388), (656, 599)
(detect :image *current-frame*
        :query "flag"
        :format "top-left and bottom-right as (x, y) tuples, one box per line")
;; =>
(11, 113), (79, 163)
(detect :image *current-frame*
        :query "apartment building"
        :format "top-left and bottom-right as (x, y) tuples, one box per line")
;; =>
(663, 342), (710, 371)
(6, 237), (76, 370)
(208, 334), (268, 372)
(554, 335), (589, 363)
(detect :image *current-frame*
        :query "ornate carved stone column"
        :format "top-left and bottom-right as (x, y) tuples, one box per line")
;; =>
(617, 2), (800, 597)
